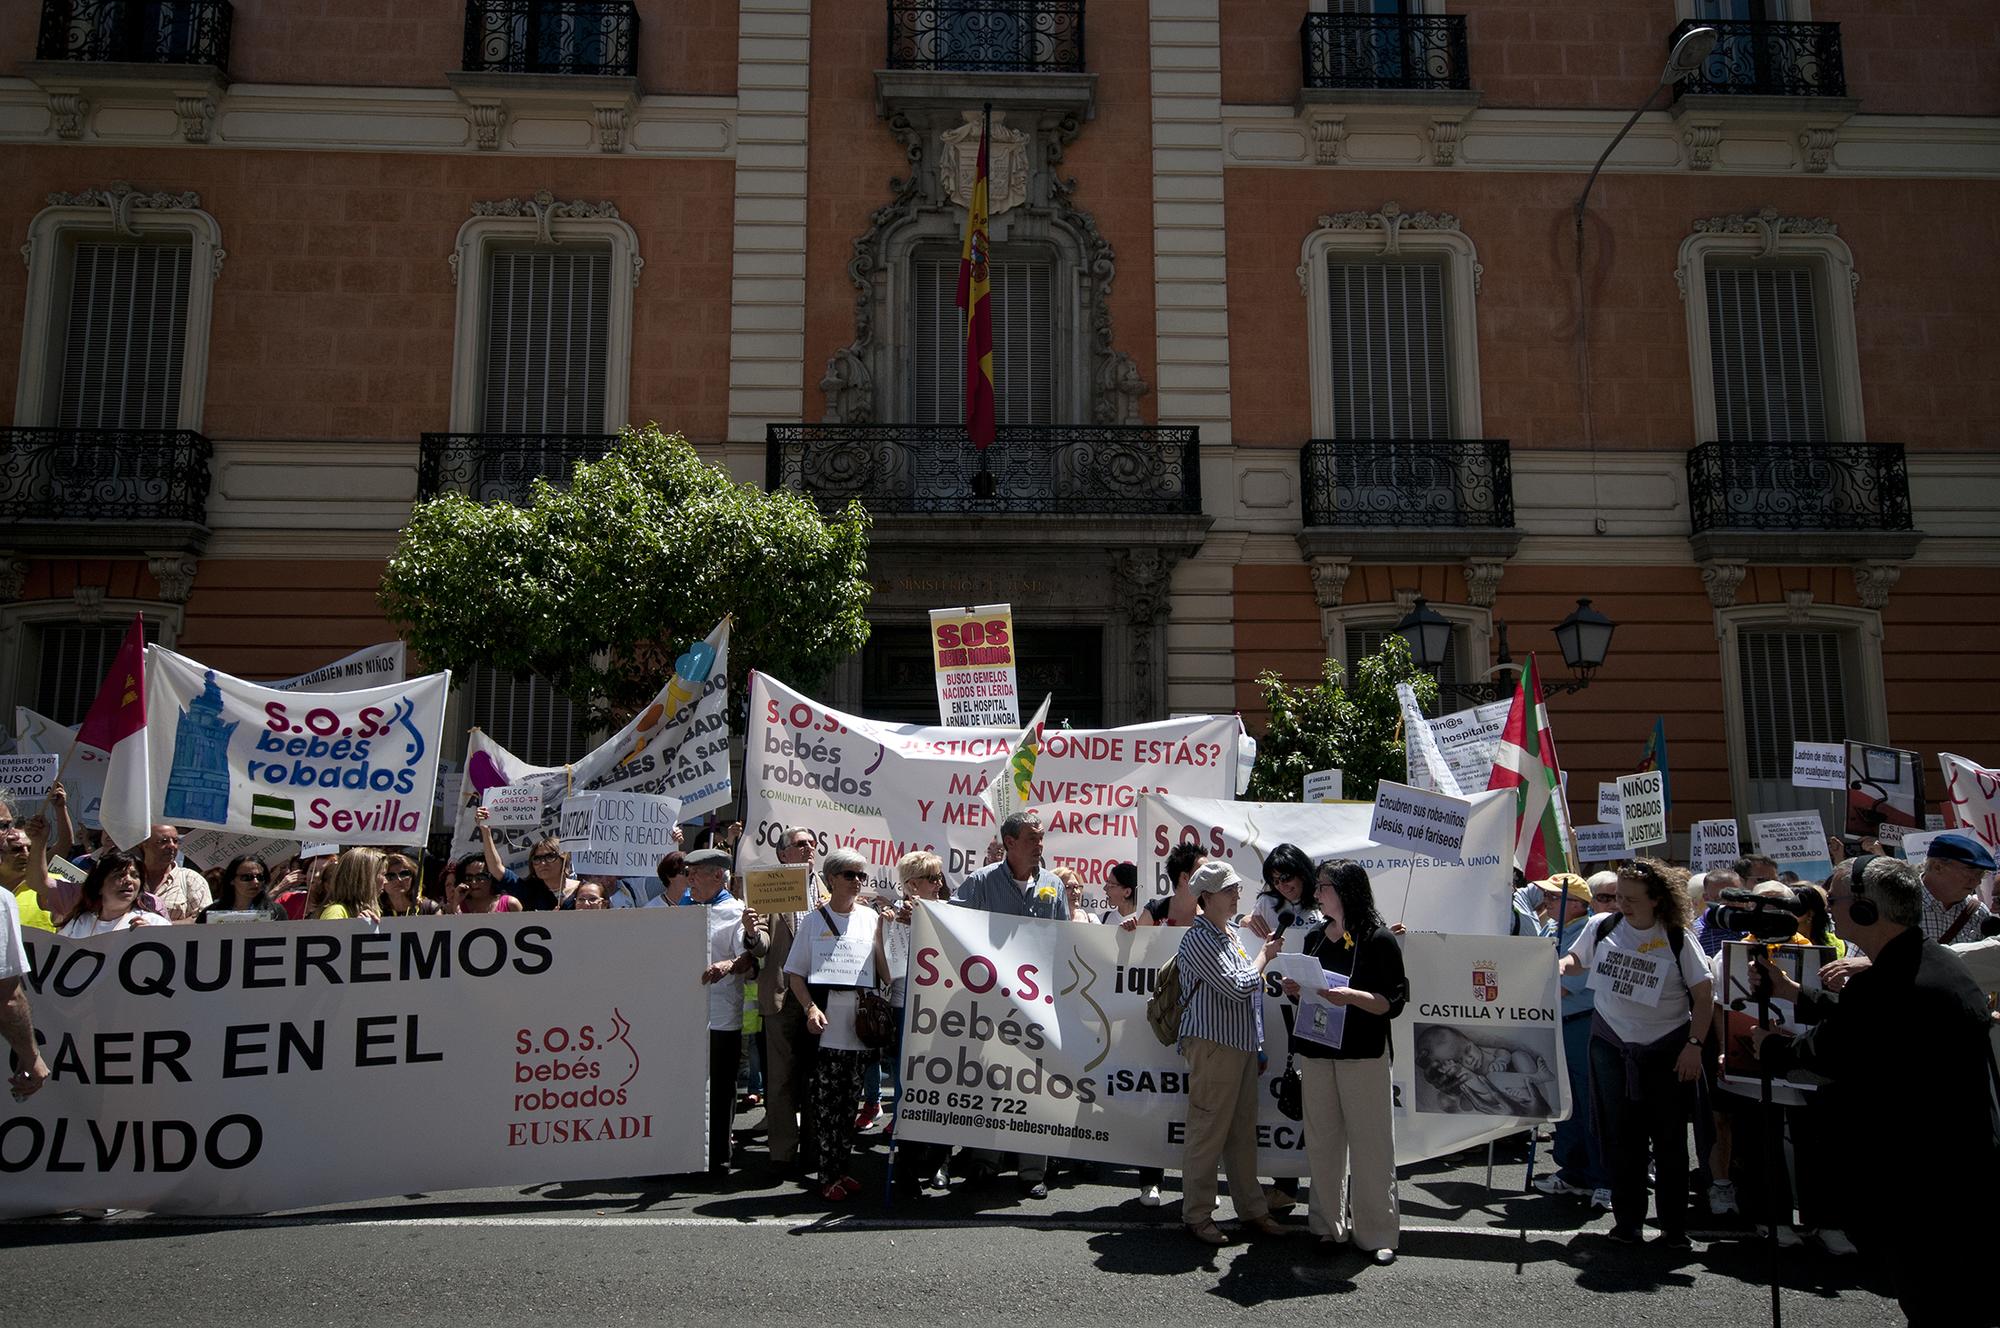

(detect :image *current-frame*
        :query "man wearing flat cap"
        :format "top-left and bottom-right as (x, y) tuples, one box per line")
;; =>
(684, 846), (764, 1176)
(1918, 832), (1995, 945)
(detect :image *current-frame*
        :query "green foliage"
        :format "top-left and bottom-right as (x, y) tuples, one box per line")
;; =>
(380, 426), (873, 725)
(1245, 635), (1437, 803)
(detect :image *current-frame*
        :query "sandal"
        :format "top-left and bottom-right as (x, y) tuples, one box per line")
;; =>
(819, 1175), (863, 1203)
(1186, 1219), (1232, 1246)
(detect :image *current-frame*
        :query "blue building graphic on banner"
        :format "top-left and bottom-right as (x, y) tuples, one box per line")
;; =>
(163, 670), (238, 823)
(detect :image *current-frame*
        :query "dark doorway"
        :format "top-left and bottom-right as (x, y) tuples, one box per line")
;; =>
(860, 623), (1104, 728)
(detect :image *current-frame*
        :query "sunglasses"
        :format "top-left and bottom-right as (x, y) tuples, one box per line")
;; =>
(235, 873), (267, 883)
(385, 869), (416, 880)
(530, 853), (561, 864)
(834, 869), (869, 881)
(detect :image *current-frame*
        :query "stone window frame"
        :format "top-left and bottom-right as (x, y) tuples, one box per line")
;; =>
(1323, 598), (1493, 697)
(1675, 210), (1863, 445)
(0, 597), (182, 727)
(1297, 203), (1485, 441)
(14, 185), (223, 429)
(446, 194), (642, 433)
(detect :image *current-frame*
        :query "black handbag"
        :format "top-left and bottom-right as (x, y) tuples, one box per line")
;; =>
(855, 987), (898, 1050)
(1275, 1055), (1303, 1121)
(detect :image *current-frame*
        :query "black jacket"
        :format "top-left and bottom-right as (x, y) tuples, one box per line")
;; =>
(1288, 922), (1407, 1061)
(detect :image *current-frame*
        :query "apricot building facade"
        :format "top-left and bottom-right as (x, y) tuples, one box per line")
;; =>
(2, 0), (1996, 838)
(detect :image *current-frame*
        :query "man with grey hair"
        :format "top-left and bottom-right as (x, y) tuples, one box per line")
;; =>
(954, 809), (1070, 1197)
(688, 846), (762, 1177)
(1754, 853), (1998, 1326)
(752, 825), (824, 1178)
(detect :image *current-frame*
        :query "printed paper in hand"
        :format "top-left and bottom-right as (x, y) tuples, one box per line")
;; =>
(1295, 968), (1350, 1050)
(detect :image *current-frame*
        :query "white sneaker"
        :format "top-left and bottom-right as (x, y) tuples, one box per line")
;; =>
(1708, 1180), (1739, 1216)
(1818, 1228), (1857, 1257)
(1590, 1187), (1613, 1211)
(1533, 1173), (1591, 1197)
(1139, 1184), (1163, 1207)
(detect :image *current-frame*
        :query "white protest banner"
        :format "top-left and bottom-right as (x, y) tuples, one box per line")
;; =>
(1428, 698), (1513, 797)
(1138, 791), (1514, 935)
(1398, 683), (1459, 796)
(0, 752), (59, 803)
(265, 641), (408, 693)
(1691, 818), (1741, 872)
(179, 829), (300, 871)
(1574, 823), (1629, 863)
(139, 647), (449, 845)
(929, 604), (1020, 728)
(1370, 780), (1472, 864)
(1596, 783), (1621, 823)
(14, 708), (107, 828)
(1303, 768), (1343, 804)
(451, 619), (732, 872)
(573, 792), (684, 875)
(1616, 769), (1668, 849)
(1750, 811), (1834, 880)
(481, 783), (544, 829)
(740, 672), (1240, 914)
(1940, 753), (2000, 862)
(1791, 741), (1847, 790)
(0, 911), (708, 1218)
(1395, 932), (1570, 1159)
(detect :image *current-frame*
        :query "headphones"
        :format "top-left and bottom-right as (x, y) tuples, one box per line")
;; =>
(1846, 853), (1880, 927)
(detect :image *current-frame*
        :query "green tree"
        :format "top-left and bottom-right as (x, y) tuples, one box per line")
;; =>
(1245, 635), (1437, 803)
(381, 426), (872, 725)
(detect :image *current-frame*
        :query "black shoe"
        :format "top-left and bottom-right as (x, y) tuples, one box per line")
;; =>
(1021, 1180), (1049, 1200)
(1606, 1225), (1644, 1245)
(1654, 1232), (1692, 1252)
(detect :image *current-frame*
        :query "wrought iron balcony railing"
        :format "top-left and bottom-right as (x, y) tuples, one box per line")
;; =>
(1300, 12), (1469, 93)
(461, 0), (638, 78)
(417, 432), (620, 503)
(36, 0), (233, 67)
(766, 424), (1199, 516)
(1670, 19), (1846, 99)
(0, 428), (212, 524)
(1686, 441), (1911, 534)
(1300, 439), (1514, 528)
(886, 1), (1085, 74)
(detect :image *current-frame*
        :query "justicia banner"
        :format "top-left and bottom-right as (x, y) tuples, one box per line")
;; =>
(134, 646), (450, 845)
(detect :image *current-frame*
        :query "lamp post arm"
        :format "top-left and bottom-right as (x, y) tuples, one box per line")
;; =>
(1573, 81), (1667, 253)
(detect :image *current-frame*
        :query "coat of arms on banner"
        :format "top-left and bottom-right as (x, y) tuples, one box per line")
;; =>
(1472, 965), (1499, 1002)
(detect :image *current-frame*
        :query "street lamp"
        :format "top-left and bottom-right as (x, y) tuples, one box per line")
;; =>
(1393, 596), (1454, 673)
(1573, 25), (1718, 234)
(1552, 597), (1616, 681)
(1392, 596), (1618, 706)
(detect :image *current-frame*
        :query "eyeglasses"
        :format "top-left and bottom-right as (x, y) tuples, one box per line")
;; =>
(530, 853), (561, 864)
(1592, 892), (1618, 903)
(834, 869), (869, 881)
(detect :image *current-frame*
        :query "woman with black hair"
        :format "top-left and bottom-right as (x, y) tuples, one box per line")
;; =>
(198, 855), (287, 922)
(57, 851), (168, 936)
(1279, 858), (1407, 1264)
(1247, 842), (1321, 944)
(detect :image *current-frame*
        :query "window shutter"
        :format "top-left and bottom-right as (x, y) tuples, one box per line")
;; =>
(1738, 626), (1847, 782)
(911, 251), (1053, 427)
(481, 248), (611, 433)
(466, 665), (590, 768)
(1325, 259), (1449, 439)
(58, 241), (191, 430)
(35, 620), (162, 725)
(1705, 265), (1825, 443)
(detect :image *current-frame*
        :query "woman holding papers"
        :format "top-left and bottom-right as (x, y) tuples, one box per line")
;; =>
(1278, 859), (1407, 1264)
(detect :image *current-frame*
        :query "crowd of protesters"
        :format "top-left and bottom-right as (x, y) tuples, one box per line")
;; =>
(4, 782), (1996, 1324)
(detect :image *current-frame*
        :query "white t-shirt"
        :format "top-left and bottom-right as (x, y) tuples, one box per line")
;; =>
(702, 894), (748, 1033)
(59, 910), (171, 938)
(783, 906), (879, 1053)
(0, 887), (27, 980)
(1567, 917), (1712, 1046)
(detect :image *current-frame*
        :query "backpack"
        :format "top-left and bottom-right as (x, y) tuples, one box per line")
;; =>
(1145, 954), (1201, 1047)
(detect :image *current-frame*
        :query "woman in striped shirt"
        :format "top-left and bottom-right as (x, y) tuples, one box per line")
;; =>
(1175, 860), (1285, 1245)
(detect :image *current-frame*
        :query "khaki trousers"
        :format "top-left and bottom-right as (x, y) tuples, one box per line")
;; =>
(1179, 1037), (1269, 1227)
(763, 1005), (806, 1164)
(1301, 1054), (1399, 1249)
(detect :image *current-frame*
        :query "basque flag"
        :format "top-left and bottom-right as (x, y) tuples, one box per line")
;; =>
(955, 105), (996, 450)
(1485, 654), (1573, 878)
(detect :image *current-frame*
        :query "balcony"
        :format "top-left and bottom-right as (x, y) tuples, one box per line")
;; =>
(1686, 441), (1920, 563)
(766, 424), (1200, 518)
(417, 432), (620, 503)
(1671, 19), (1846, 100)
(1300, 12), (1469, 94)
(0, 428), (212, 553)
(1296, 439), (1520, 562)
(461, 0), (637, 77)
(886, 0), (1083, 73)
(35, 0), (232, 67)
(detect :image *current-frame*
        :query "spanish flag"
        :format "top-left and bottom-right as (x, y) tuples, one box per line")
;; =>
(955, 106), (996, 450)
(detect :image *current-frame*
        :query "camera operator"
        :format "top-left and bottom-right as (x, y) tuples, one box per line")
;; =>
(1752, 854), (1999, 1327)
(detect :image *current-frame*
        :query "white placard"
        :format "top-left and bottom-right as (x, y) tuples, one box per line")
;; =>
(1899, 828), (1958, 862)
(299, 841), (340, 859)
(1596, 782), (1621, 823)
(180, 829), (301, 871)
(1428, 699), (1515, 797)
(1575, 823), (1629, 863)
(1791, 740), (1847, 790)
(1368, 779), (1472, 864)
(481, 783), (544, 829)
(0, 751), (59, 802)
(1294, 966), (1349, 1050)
(557, 795), (596, 855)
(1690, 818), (1741, 872)
(1750, 811), (1832, 878)
(929, 604), (1021, 728)
(1303, 768), (1344, 803)
(1587, 941), (1669, 1007)
(803, 905), (878, 987)
(1616, 769), (1668, 849)
(1927, 813), (1947, 831)
(1, 912), (708, 1219)
(572, 791), (684, 875)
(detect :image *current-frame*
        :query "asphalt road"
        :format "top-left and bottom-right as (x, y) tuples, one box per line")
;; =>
(0, 1124), (1898, 1326)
